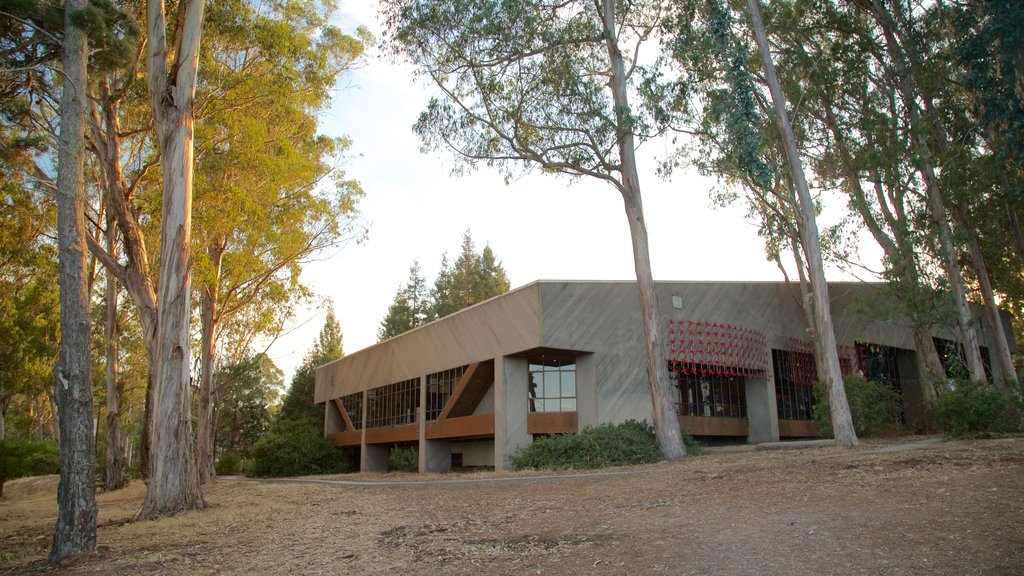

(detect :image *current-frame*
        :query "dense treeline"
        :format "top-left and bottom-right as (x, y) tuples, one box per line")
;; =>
(377, 229), (511, 341)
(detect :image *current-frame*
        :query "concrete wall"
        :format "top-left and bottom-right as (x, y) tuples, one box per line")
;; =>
(318, 279), (1014, 471)
(452, 440), (494, 467)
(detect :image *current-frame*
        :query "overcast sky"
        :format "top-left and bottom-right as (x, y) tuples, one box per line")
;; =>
(259, 1), (881, 384)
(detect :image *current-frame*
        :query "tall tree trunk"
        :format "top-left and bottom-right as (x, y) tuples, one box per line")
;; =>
(50, 0), (97, 561)
(746, 0), (857, 445)
(859, 0), (987, 382)
(138, 0), (207, 519)
(88, 78), (159, 480)
(104, 212), (128, 491)
(963, 229), (1018, 389)
(197, 244), (223, 484)
(601, 0), (685, 459)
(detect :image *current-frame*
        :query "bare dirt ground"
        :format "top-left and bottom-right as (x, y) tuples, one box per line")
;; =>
(2, 436), (1022, 575)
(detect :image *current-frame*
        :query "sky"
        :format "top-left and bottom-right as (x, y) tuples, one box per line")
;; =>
(260, 1), (881, 384)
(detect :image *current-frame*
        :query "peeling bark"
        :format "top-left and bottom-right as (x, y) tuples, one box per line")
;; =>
(602, 0), (685, 459)
(138, 0), (207, 519)
(746, 0), (857, 445)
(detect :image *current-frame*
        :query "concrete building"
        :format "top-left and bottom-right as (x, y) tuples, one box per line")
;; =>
(314, 280), (1014, 472)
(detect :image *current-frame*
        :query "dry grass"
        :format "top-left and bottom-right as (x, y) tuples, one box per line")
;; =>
(3, 436), (1023, 575)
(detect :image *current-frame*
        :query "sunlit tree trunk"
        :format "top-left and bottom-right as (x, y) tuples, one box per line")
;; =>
(50, 0), (97, 561)
(963, 229), (1018, 389)
(746, 0), (857, 445)
(104, 211), (128, 491)
(197, 244), (223, 484)
(138, 0), (207, 519)
(88, 76), (159, 480)
(602, 0), (685, 459)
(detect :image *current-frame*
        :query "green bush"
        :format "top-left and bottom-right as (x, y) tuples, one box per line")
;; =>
(509, 419), (696, 471)
(934, 379), (1022, 438)
(215, 451), (244, 475)
(1, 439), (60, 496)
(388, 445), (418, 472)
(246, 426), (355, 477)
(813, 374), (903, 437)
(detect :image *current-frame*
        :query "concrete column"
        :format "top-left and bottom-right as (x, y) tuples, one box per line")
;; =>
(745, 373), (779, 443)
(358, 389), (390, 472)
(418, 374), (427, 472)
(324, 398), (343, 436)
(497, 356), (531, 470)
(576, 353), (597, 431)
(422, 440), (451, 472)
(362, 444), (388, 472)
(494, 355), (505, 471)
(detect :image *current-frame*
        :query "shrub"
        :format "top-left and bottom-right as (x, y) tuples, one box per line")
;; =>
(215, 451), (243, 475)
(246, 426), (355, 477)
(1, 439), (60, 496)
(388, 445), (418, 472)
(933, 379), (1022, 438)
(813, 374), (903, 438)
(509, 419), (697, 471)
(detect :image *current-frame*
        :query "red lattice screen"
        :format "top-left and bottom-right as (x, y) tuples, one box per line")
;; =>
(784, 338), (859, 385)
(668, 320), (769, 376)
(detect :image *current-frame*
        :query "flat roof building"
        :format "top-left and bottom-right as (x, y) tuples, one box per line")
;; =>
(314, 280), (1015, 472)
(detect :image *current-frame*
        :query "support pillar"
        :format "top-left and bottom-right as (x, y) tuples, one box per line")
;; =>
(745, 373), (779, 443)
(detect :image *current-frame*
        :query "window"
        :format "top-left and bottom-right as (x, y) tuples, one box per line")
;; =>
(341, 391), (363, 430)
(855, 342), (901, 385)
(365, 378), (419, 429)
(933, 338), (993, 381)
(528, 359), (576, 412)
(425, 365), (466, 421)
(772, 349), (816, 421)
(670, 363), (746, 418)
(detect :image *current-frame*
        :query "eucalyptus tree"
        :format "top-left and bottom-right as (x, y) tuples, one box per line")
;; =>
(50, 0), (97, 560)
(190, 0), (368, 484)
(137, 0), (207, 518)
(383, 0), (687, 458)
(844, 0), (989, 383)
(742, 0), (857, 444)
(655, 0), (857, 442)
(740, 0), (953, 411)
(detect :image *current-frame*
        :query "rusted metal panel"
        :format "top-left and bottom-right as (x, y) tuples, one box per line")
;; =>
(363, 424), (419, 445)
(527, 411), (579, 435)
(678, 415), (749, 437)
(778, 419), (820, 438)
(425, 414), (495, 440)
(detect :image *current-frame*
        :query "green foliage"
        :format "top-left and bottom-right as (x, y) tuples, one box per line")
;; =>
(388, 445), (418, 472)
(378, 231), (511, 341)
(378, 261), (432, 341)
(934, 380), (1023, 438)
(214, 353), (283, 456)
(0, 439), (60, 495)
(248, 311), (349, 477)
(245, 426), (354, 477)
(509, 420), (694, 471)
(430, 230), (511, 319)
(813, 375), (903, 438)
(215, 451), (244, 475)
(277, 307), (344, 426)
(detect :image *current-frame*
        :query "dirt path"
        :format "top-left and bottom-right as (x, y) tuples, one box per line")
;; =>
(3, 436), (1022, 575)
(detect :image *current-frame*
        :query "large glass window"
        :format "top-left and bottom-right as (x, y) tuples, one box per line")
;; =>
(670, 363), (747, 418)
(365, 378), (419, 428)
(528, 359), (576, 413)
(772, 349), (815, 421)
(341, 391), (363, 430)
(425, 365), (467, 421)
